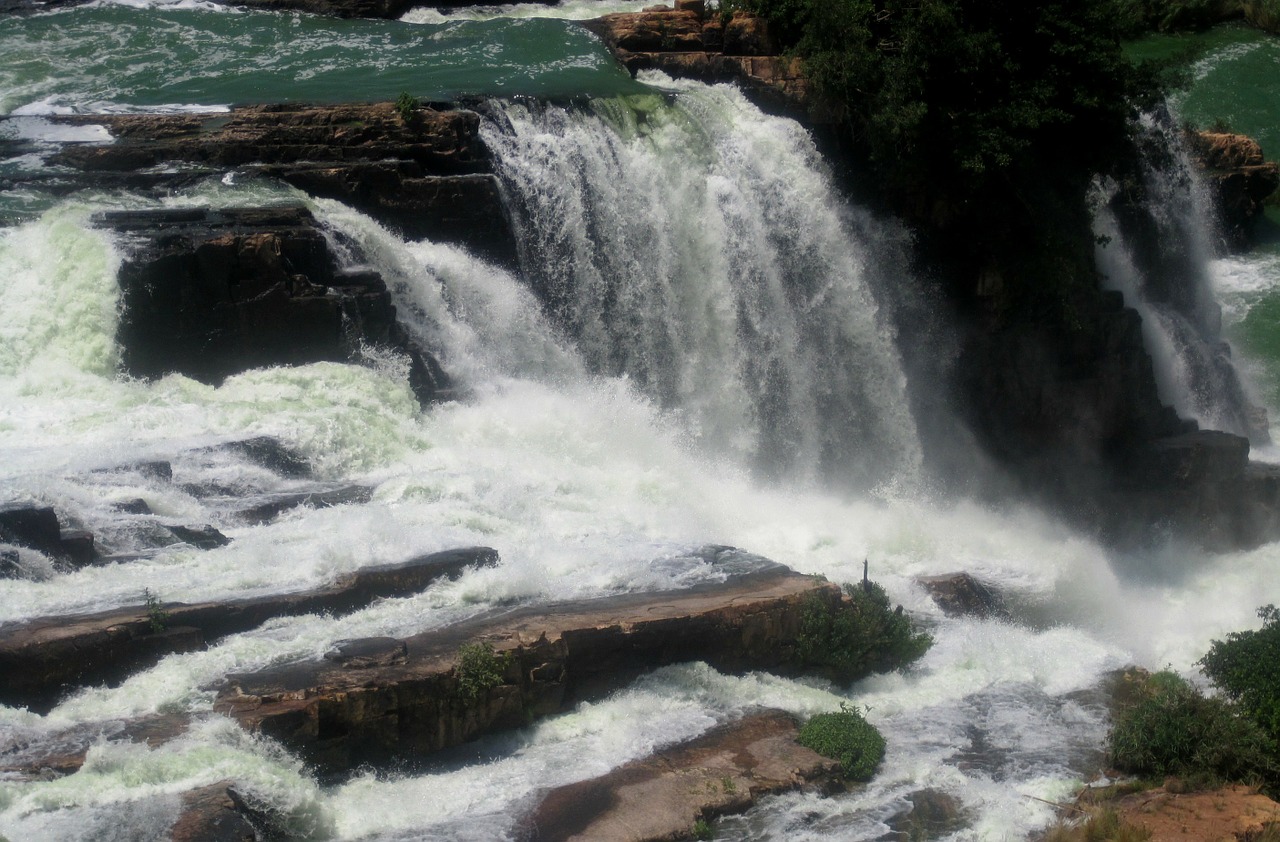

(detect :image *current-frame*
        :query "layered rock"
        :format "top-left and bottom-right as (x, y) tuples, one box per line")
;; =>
(522, 710), (838, 842)
(214, 559), (869, 775)
(0, 505), (99, 567)
(1187, 130), (1280, 249)
(102, 205), (450, 404)
(0, 547), (497, 712)
(581, 9), (818, 120)
(3, 102), (514, 261)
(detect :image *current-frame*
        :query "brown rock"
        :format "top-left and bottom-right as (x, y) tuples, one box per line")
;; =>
(170, 782), (257, 842)
(916, 573), (1008, 620)
(1109, 784), (1280, 841)
(522, 710), (838, 842)
(214, 563), (867, 775)
(0, 547), (498, 712)
(1187, 131), (1280, 249)
(584, 10), (705, 52)
(0, 714), (190, 781)
(723, 11), (775, 56)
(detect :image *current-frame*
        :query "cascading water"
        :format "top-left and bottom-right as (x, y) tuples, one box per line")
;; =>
(5, 6), (1280, 839)
(479, 82), (922, 490)
(1091, 111), (1267, 442)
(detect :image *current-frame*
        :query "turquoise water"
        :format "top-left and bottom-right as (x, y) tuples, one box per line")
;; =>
(0, 5), (643, 114)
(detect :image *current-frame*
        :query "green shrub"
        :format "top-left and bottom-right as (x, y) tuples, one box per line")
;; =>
(692, 818), (714, 840)
(395, 91), (418, 122)
(797, 581), (931, 683)
(455, 642), (510, 703)
(797, 703), (886, 781)
(143, 588), (168, 634)
(1199, 605), (1280, 743)
(1107, 670), (1278, 783)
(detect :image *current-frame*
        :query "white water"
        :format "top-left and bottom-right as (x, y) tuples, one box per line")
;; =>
(3, 89), (1280, 841)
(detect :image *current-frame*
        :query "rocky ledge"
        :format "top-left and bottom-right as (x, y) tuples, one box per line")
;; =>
(0, 547), (497, 712)
(215, 554), (874, 776)
(521, 710), (839, 842)
(102, 205), (451, 403)
(581, 7), (818, 121)
(1, 102), (513, 261)
(1187, 130), (1280, 249)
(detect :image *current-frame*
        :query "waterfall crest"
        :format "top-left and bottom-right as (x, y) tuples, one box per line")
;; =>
(480, 83), (923, 491)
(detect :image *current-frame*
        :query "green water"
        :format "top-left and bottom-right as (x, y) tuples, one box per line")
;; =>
(0, 5), (643, 114)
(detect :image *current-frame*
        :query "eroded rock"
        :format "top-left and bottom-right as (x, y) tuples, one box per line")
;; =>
(1188, 131), (1279, 248)
(916, 573), (1008, 621)
(523, 710), (838, 842)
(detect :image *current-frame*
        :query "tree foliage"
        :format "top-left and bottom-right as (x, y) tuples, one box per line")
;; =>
(1199, 605), (1280, 743)
(797, 581), (932, 683)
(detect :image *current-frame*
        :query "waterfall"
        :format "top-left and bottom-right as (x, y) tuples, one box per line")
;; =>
(1092, 111), (1267, 442)
(477, 82), (924, 492)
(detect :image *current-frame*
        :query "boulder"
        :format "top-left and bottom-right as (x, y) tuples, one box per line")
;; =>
(0, 546), (498, 712)
(0, 505), (101, 566)
(885, 789), (969, 841)
(0, 714), (190, 782)
(170, 782), (258, 842)
(100, 206), (450, 406)
(233, 484), (374, 525)
(723, 10), (776, 56)
(214, 559), (882, 775)
(522, 711), (839, 842)
(916, 573), (1008, 621)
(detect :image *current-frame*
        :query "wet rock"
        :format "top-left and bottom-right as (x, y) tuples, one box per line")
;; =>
(234, 484), (374, 525)
(170, 782), (258, 842)
(214, 564), (884, 775)
(165, 524), (232, 550)
(0, 549), (20, 578)
(0, 714), (191, 781)
(0, 546), (498, 712)
(209, 437), (312, 479)
(0, 505), (100, 566)
(101, 206), (450, 406)
(1187, 131), (1279, 249)
(916, 573), (1008, 621)
(883, 789), (968, 841)
(324, 637), (408, 668)
(113, 498), (154, 515)
(523, 710), (838, 842)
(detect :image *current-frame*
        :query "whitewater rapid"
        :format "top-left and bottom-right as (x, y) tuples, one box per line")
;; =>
(3, 83), (1280, 841)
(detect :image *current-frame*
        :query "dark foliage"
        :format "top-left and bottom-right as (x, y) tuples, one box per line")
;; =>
(797, 703), (887, 780)
(797, 581), (932, 683)
(1200, 605), (1280, 743)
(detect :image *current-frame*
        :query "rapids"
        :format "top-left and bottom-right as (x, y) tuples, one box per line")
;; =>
(2, 6), (1280, 841)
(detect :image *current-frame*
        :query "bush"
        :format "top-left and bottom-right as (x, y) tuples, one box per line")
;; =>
(1040, 807), (1151, 842)
(797, 703), (886, 781)
(395, 91), (418, 122)
(797, 581), (932, 683)
(1107, 670), (1278, 783)
(1199, 605), (1280, 743)
(455, 642), (510, 703)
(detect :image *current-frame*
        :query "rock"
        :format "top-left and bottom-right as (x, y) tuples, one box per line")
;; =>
(916, 573), (1008, 621)
(164, 525), (232, 550)
(214, 562), (893, 776)
(582, 11), (817, 120)
(113, 498), (154, 515)
(1135, 430), (1250, 486)
(0, 546), (498, 712)
(3, 103), (515, 262)
(673, 0), (703, 14)
(1106, 783), (1280, 841)
(522, 711), (839, 842)
(324, 637), (408, 668)
(100, 206), (450, 406)
(170, 782), (258, 842)
(0, 550), (21, 578)
(209, 437), (312, 479)
(1187, 131), (1280, 249)
(0, 714), (190, 782)
(723, 10), (776, 55)
(0, 505), (100, 565)
(884, 789), (968, 841)
(234, 484), (374, 525)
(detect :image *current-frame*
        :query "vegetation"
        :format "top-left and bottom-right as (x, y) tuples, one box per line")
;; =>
(1108, 669), (1278, 785)
(143, 588), (168, 634)
(1040, 807), (1151, 842)
(797, 703), (886, 781)
(454, 642), (510, 703)
(797, 581), (931, 682)
(1199, 605), (1280, 744)
(395, 91), (418, 122)
(692, 818), (714, 840)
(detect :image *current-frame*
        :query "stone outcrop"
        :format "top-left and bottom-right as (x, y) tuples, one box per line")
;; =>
(2, 102), (514, 261)
(916, 573), (1009, 621)
(0, 505), (99, 566)
(1187, 130), (1280, 249)
(170, 783), (259, 842)
(581, 10), (818, 121)
(102, 205), (451, 404)
(1088, 783), (1280, 841)
(0, 714), (190, 781)
(0, 547), (498, 712)
(214, 557), (874, 775)
(521, 710), (839, 842)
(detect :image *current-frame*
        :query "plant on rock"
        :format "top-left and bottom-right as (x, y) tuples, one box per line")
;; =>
(455, 642), (510, 704)
(796, 581), (932, 682)
(797, 703), (886, 781)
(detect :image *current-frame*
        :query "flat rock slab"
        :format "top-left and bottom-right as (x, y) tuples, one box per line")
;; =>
(215, 560), (847, 775)
(0, 714), (190, 781)
(523, 710), (838, 842)
(0, 547), (497, 712)
(1109, 784), (1280, 841)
